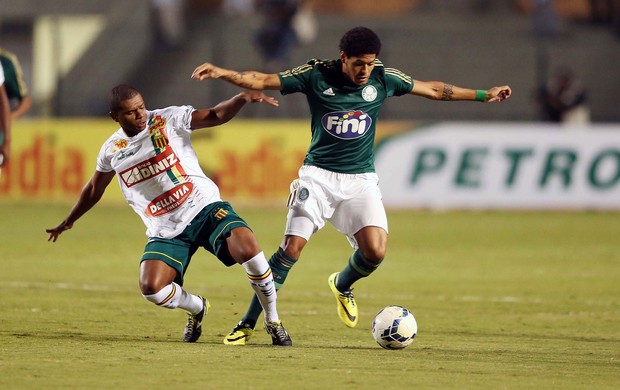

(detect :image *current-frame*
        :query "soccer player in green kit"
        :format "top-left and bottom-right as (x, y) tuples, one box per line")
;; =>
(192, 26), (512, 344)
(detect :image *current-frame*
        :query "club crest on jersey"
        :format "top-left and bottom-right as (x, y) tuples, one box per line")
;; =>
(361, 85), (377, 102)
(298, 187), (309, 201)
(148, 115), (169, 150)
(321, 110), (371, 140)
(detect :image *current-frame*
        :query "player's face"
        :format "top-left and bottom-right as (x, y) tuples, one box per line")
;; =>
(340, 52), (377, 85)
(110, 94), (148, 137)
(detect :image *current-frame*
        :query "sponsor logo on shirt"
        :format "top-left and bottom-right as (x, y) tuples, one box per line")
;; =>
(111, 139), (136, 161)
(321, 110), (372, 140)
(323, 88), (335, 96)
(146, 182), (194, 216)
(116, 149), (136, 161)
(119, 147), (181, 187)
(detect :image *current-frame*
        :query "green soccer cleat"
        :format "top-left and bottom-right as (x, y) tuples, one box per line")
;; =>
(264, 320), (292, 346)
(183, 296), (210, 343)
(328, 272), (358, 328)
(223, 321), (255, 345)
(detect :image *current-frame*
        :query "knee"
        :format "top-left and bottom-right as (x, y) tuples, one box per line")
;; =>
(355, 227), (387, 263)
(140, 278), (167, 296)
(239, 245), (262, 262)
(139, 259), (177, 296)
(141, 282), (163, 306)
(227, 227), (262, 262)
(360, 244), (386, 264)
(141, 282), (180, 309)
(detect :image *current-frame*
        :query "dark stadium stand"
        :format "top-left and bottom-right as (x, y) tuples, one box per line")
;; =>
(0, 0), (618, 121)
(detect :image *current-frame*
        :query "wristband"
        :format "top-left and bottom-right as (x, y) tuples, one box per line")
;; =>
(475, 90), (487, 102)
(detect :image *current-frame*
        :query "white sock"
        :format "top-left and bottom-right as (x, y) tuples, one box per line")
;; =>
(242, 252), (279, 323)
(142, 282), (204, 314)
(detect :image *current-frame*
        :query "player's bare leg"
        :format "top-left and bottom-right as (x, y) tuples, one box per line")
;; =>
(139, 260), (207, 342)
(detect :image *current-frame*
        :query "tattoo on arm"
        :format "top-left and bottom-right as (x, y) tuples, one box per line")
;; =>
(441, 84), (454, 101)
(230, 72), (257, 89)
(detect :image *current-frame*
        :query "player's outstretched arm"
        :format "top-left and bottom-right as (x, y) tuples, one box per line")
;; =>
(191, 62), (282, 91)
(191, 91), (279, 130)
(46, 170), (116, 242)
(411, 80), (511, 102)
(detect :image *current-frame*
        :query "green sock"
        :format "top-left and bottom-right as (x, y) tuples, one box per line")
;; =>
(335, 249), (382, 292)
(241, 248), (297, 328)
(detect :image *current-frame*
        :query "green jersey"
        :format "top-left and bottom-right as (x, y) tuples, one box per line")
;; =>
(278, 59), (413, 173)
(0, 49), (29, 103)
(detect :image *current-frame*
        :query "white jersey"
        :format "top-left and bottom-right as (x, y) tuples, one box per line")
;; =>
(96, 105), (221, 238)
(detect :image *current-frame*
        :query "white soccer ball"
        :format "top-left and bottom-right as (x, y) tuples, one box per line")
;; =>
(371, 305), (417, 350)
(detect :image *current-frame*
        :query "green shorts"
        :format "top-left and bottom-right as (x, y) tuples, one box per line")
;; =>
(141, 201), (250, 285)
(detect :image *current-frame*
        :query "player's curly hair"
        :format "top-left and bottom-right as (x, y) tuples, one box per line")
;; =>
(339, 26), (381, 57)
(109, 84), (140, 113)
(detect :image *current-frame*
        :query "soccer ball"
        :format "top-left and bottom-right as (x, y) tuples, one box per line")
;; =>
(371, 305), (417, 350)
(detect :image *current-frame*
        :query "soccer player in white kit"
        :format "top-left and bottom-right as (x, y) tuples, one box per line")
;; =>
(46, 85), (292, 346)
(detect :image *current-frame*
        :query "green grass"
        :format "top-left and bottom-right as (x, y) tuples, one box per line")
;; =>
(1, 204), (619, 389)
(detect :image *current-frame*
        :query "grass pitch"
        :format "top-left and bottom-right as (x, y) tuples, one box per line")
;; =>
(0, 204), (618, 389)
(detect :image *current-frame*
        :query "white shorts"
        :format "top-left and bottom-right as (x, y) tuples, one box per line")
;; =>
(284, 165), (388, 248)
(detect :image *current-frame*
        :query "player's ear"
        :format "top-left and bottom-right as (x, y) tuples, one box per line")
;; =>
(339, 51), (346, 62)
(109, 111), (118, 122)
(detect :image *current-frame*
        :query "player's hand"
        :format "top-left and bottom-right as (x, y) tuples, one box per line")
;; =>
(46, 221), (73, 242)
(241, 91), (279, 107)
(191, 63), (220, 80)
(487, 86), (512, 102)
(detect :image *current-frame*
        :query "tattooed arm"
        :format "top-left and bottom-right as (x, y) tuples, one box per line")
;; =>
(411, 80), (511, 102)
(191, 62), (282, 90)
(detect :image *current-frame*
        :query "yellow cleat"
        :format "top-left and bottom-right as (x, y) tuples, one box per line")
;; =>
(223, 321), (254, 345)
(328, 272), (358, 328)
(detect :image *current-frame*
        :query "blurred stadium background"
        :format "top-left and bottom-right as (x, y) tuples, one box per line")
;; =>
(1, 0), (620, 119)
(1, 0), (619, 207)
